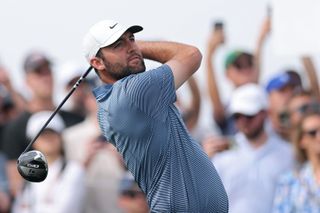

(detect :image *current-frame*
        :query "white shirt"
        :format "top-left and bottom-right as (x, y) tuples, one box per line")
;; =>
(213, 132), (294, 213)
(12, 158), (86, 213)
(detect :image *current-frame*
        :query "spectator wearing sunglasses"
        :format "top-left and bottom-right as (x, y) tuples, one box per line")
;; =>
(282, 90), (320, 141)
(203, 25), (259, 158)
(205, 25), (258, 137)
(273, 111), (320, 212)
(255, 15), (320, 143)
(213, 83), (294, 213)
(265, 71), (303, 141)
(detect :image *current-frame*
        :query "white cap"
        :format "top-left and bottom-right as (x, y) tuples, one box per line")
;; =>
(83, 20), (143, 62)
(26, 111), (65, 139)
(229, 83), (268, 116)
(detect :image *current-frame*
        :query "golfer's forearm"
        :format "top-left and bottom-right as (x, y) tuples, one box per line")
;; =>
(137, 40), (202, 71)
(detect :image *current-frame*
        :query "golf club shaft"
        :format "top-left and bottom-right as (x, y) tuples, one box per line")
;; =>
(22, 66), (93, 153)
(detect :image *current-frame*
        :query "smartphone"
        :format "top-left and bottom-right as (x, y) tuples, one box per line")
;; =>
(267, 4), (272, 17)
(213, 21), (224, 30)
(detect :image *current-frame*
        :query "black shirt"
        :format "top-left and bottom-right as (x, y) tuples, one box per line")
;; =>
(1, 110), (84, 160)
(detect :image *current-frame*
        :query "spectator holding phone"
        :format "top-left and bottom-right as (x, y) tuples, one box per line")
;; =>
(205, 21), (259, 136)
(203, 21), (259, 158)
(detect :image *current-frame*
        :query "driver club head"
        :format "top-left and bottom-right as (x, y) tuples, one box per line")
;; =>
(17, 150), (48, 182)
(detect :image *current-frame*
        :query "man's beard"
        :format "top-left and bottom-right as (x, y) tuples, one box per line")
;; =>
(244, 122), (265, 140)
(102, 57), (146, 80)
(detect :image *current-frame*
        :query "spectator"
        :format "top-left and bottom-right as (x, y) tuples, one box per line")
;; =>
(285, 90), (320, 140)
(265, 71), (303, 140)
(273, 110), (320, 212)
(117, 172), (149, 213)
(256, 15), (320, 141)
(12, 111), (97, 213)
(1, 51), (83, 197)
(213, 83), (294, 213)
(0, 64), (26, 115)
(63, 79), (124, 213)
(58, 62), (92, 119)
(205, 24), (258, 136)
(203, 21), (259, 157)
(0, 65), (26, 147)
(0, 84), (20, 149)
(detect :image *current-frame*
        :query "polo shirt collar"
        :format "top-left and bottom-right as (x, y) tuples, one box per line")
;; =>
(92, 84), (113, 102)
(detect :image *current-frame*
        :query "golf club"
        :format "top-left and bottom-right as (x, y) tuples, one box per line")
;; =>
(17, 66), (93, 182)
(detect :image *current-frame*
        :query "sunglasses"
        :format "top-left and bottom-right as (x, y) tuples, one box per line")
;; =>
(121, 190), (145, 198)
(303, 128), (320, 138)
(233, 113), (256, 120)
(295, 102), (320, 115)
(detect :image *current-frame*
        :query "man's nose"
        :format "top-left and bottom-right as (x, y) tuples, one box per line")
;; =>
(126, 40), (137, 53)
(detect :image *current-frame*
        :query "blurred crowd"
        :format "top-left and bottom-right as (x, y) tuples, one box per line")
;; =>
(0, 14), (320, 213)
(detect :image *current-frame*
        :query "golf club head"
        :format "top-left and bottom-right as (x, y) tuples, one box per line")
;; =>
(17, 150), (48, 182)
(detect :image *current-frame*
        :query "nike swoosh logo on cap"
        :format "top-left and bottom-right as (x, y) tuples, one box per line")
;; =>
(109, 23), (118, 29)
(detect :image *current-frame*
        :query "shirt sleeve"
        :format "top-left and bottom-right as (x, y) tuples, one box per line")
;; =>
(125, 64), (176, 119)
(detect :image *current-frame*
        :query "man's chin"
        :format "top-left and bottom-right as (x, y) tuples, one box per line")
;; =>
(135, 68), (146, 74)
(131, 64), (146, 74)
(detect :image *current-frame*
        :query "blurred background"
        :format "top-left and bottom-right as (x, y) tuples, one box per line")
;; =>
(0, 0), (319, 131)
(1, 1), (320, 212)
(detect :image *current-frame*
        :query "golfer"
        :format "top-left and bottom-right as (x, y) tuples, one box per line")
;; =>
(83, 20), (228, 213)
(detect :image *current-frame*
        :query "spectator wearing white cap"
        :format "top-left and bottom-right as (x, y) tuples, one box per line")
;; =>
(1, 51), (85, 198)
(58, 62), (98, 120)
(203, 23), (260, 160)
(212, 83), (294, 213)
(12, 111), (100, 213)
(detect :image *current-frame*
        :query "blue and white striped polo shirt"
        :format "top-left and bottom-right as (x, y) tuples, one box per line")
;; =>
(93, 64), (228, 213)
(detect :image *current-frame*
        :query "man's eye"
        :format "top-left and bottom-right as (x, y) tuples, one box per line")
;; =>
(113, 41), (122, 48)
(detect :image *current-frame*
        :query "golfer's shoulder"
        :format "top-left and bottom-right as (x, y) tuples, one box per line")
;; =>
(125, 65), (173, 90)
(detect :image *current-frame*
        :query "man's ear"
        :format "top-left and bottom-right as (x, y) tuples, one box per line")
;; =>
(90, 57), (105, 71)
